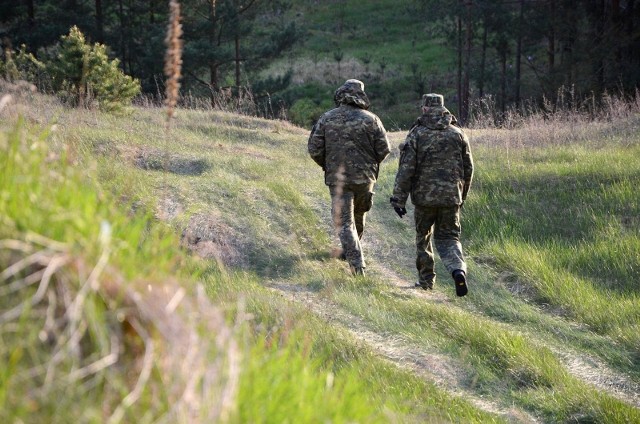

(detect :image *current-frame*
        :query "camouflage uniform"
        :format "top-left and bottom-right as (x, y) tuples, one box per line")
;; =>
(391, 94), (473, 293)
(308, 79), (390, 275)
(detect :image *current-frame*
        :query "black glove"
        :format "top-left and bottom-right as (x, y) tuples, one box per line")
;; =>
(389, 197), (407, 218)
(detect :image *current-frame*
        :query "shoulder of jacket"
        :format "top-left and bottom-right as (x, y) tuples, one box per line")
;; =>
(446, 125), (465, 137)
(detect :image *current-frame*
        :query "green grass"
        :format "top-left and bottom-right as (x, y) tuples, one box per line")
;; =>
(1, 103), (501, 421)
(2, 91), (639, 422)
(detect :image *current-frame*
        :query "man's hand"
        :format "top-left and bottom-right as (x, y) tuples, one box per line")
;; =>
(389, 197), (407, 218)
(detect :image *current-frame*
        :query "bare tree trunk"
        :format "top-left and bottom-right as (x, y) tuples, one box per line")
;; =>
(209, 0), (218, 106)
(235, 33), (241, 89)
(149, 0), (155, 24)
(627, 0), (636, 66)
(461, 0), (472, 124)
(479, 24), (487, 98)
(117, 0), (127, 73)
(515, 0), (524, 109)
(26, 0), (35, 27)
(595, 0), (606, 91)
(548, 0), (555, 74)
(96, 0), (104, 42)
(500, 45), (507, 117)
(456, 2), (462, 119)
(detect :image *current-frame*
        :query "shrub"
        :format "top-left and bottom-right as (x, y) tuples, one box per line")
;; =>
(47, 26), (140, 111)
(289, 98), (331, 128)
(0, 45), (45, 83)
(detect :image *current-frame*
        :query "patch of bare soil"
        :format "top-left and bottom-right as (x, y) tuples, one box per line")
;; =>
(156, 193), (184, 221)
(181, 213), (244, 267)
(268, 281), (539, 423)
(123, 146), (211, 176)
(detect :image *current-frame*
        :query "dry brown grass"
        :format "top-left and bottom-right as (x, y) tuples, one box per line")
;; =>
(0, 231), (242, 423)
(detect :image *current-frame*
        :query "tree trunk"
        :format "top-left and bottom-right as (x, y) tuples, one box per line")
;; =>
(596, 0), (606, 91)
(515, 0), (524, 109)
(118, 0), (127, 73)
(235, 33), (241, 89)
(96, 0), (104, 43)
(547, 0), (555, 74)
(456, 2), (462, 119)
(209, 0), (218, 106)
(627, 0), (636, 67)
(500, 44), (507, 117)
(479, 24), (487, 98)
(26, 0), (35, 27)
(149, 0), (155, 24)
(461, 0), (472, 124)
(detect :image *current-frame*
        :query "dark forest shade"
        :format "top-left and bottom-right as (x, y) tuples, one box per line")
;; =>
(1, 0), (639, 123)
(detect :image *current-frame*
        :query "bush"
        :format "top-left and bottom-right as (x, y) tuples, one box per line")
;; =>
(47, 26), (140, 111)
(288, 98), (332, 128)
(0, 45), (46, 83)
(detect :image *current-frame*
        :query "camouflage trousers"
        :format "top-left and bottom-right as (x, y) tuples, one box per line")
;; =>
(414, 205), (467, 286)
(329, 182), (375, 269)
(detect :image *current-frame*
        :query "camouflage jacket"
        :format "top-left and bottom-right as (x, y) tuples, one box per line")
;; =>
(392, 109), (473, 207)
(308, 105), (390, 186)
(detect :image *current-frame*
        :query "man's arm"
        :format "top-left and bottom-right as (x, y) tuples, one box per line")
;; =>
(307, 121), (326, 170)
(461, 133), (474, 201)
(391, 130), (418, 207)
(372, 116), (391, 163)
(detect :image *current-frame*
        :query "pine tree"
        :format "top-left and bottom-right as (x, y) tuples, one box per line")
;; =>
(47, 26), (140, 110)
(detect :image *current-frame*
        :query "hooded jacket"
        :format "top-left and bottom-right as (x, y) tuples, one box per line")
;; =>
(308, 81), (390, 186)
(392, 106), (473, 207)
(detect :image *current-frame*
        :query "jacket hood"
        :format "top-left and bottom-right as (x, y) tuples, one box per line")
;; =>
(419, 106), (454, 130)
(334, 79), (370, 110)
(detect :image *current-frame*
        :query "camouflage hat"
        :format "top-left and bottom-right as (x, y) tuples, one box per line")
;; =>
(334, 79), (370, 110)
(344, 79), (365, 91)
(422, 93), (444, 108)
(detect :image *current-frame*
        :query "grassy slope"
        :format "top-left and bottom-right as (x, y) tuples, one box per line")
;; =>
(1, 98), (496, 422)
(2, 91), (639, 422)
(270, 0), (455, 130)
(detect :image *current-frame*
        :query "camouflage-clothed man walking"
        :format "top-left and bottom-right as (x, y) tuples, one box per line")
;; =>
(390, 94), (473, 296)
(308, 79), (390, 276)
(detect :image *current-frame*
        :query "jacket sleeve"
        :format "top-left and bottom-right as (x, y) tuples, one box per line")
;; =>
(307, 121), (326, 170)
(372, 116), (391, 164)
(392, 130), (418, 207)
(461, 132), (474, 200)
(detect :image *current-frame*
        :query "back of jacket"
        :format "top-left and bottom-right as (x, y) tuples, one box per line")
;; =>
(393, 110), (473, 207)
(308, 104), (390, 186)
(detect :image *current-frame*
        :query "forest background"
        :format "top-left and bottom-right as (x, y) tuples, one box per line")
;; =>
(2, 0), (640, 129)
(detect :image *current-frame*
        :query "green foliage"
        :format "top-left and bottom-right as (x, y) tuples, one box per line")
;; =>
(288, 97), (331, 128)
(47, 26), (140, 110)
(0, 45), (45, 82)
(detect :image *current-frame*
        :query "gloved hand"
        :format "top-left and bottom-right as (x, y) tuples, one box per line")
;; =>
(389, 196), (407, 218)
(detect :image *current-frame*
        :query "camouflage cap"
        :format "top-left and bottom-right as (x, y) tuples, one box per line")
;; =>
(344, 79), (365, 91)
(422, 93), (445, 108)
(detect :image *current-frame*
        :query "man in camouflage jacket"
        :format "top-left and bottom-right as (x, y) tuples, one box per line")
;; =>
(390, 93), (473, 296)
(308, 79), (391, 276)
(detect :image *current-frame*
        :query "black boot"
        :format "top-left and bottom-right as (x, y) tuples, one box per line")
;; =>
(452, 270), (468, 297)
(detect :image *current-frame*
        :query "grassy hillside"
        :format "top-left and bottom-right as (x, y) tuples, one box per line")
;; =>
(268, 0), (455, 130)
(1, 83), (639, 422)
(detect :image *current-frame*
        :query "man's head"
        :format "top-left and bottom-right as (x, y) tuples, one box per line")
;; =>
(422, 93), (444, 108)
(334, 79), (370, 109)
(420, 93), (455, 128)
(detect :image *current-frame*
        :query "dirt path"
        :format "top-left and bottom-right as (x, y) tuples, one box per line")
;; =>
(369, 261), (640, 409)
(267, 281), (540, 423)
